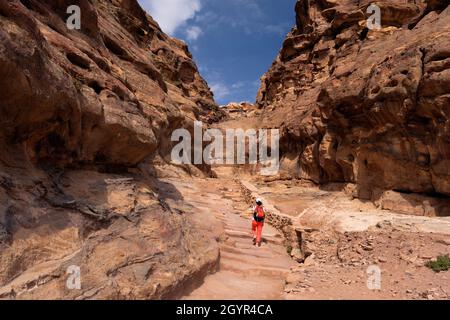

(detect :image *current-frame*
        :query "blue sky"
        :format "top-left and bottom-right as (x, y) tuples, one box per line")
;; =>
(138, 0), (296, 105)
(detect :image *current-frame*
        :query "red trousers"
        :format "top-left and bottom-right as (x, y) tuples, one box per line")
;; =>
(252, 220), (264, 243)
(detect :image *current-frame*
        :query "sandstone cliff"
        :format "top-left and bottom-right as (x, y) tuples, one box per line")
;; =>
(0, 0), (221, 299)
(256, 0), (450, 204)
(220, 101), (261, 120)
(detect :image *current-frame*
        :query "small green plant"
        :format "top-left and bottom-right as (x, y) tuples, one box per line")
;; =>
(426, 255), (450, 273)
(286, 245), (293, 255)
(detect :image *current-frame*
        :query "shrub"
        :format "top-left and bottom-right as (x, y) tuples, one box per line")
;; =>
(426, 255), (450, 273)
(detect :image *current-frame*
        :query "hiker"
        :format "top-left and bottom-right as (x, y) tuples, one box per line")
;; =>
(252, 198), (266, 247)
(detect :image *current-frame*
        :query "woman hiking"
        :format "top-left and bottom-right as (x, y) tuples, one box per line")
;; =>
(252, 198), (266, 247)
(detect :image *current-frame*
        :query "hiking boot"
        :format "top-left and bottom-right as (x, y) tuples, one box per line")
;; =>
(257, 242), (261, 247)
(252, 237), (257, 245)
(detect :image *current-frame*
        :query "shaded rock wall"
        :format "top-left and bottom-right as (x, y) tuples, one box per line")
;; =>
(256, 0), (450, 201)
(0, 0), (221, 299)
(0, 0), (219, 167)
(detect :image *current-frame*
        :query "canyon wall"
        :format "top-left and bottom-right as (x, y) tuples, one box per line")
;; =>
(256, 0), (450, 203)
(0, 0), (221, 299)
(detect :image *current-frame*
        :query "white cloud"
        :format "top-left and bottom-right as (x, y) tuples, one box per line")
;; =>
(231, 80), (260, 91)
(186, 26), (203, 41)
(264, 23), (291, 36)
(192, 1), (287, 38)
(139, 0), (202, 34)
(210, 82), (230, 100)
(231, 82), (245, 90)
(231, 0), (264, 18)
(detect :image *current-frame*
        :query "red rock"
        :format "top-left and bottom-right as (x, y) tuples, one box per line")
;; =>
(0, 0), (222, 299)
(256, 1), (450, 204)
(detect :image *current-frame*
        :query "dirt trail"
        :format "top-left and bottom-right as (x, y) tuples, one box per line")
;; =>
(166, 169), (450, 300)
(160, 174), (295, 300)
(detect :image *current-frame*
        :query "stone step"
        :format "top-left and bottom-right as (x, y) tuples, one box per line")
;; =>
(220, 256), (278, 270)
(220, 244), (274, 258)
(183, 270), (284, 300)
(221, 251), (291, 269)
(224, 229), (284, 245)
(220, 260), (290, 278)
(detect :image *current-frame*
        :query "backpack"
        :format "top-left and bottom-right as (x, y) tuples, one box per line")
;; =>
(253, 205), (265, 222)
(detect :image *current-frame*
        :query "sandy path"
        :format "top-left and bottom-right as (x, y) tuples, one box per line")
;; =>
(162, 177), (294, 300)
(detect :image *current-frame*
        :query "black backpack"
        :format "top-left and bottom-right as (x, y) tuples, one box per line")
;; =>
(253, 207), (265, 222)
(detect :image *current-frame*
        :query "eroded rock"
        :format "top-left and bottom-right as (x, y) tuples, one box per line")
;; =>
(0, 0), (221, 299)
(256, 1), (450, 207)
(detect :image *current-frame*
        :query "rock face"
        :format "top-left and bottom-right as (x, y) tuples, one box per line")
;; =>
(220, 102), (261, 120)
(0, 0), (219, 167)
(0, 0), (221, 299)
(256, 0), (450, 203)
